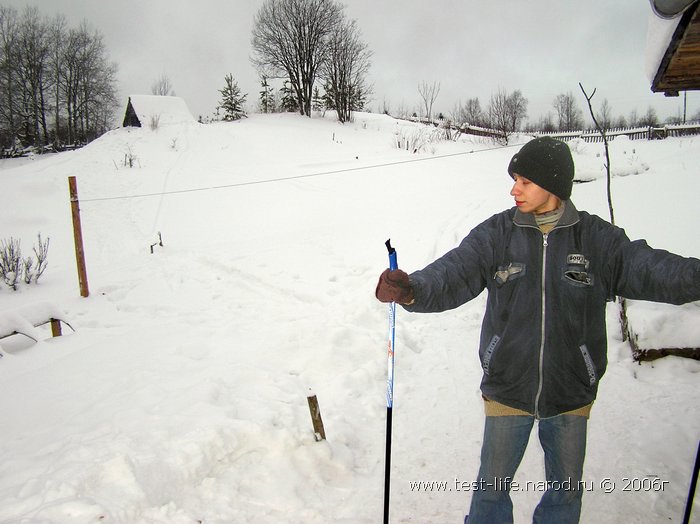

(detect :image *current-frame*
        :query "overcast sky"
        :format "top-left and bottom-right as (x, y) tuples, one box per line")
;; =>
(4, 0), (698, 125)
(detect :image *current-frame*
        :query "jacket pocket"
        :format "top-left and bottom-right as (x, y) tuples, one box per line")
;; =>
(562, 253), (594, 288)
(482, 334), (502, 375)
(578, 344), (597, 386)
(493, 262), (526, 287)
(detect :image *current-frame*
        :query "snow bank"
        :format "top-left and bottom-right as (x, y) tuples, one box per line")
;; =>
(0, 301), (68, 340)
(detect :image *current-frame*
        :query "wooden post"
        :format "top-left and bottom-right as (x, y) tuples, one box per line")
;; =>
(68, 176), (89, 297)
(50, 319), (62, 337)
(307, 392), (326, 441)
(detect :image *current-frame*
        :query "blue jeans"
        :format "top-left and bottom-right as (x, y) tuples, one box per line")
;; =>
(467, 414), (587, 524)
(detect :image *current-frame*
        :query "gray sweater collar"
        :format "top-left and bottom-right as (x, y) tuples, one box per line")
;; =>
(513, 200), (580, 229)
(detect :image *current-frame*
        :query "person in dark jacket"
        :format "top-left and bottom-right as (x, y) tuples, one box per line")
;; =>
(375, 136), (700, 524)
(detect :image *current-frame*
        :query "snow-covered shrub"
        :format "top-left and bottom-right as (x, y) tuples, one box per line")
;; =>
(0, 237), (22, 290)
(123, 146), (138, 168)
(33, 233), (50, 283)
(393, 126), (442, 153)
(149, 114), (161, 130)
(0, 234), (50, 290)
(22, 257), (34, 284)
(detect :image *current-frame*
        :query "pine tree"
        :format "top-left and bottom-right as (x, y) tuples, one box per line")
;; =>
(322, 80), (335, 111)
(259, 75), (275, 113)
(312, 87), (325, 114)
(279, 80), (298, 113)
(218, 74), (248, 121)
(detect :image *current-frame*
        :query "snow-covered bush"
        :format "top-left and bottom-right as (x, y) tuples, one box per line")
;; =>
(0, 234), (50, 290)
(33, 233), (50, 283)
(0, 237), (21, 290)
(149, 114), (161, 131)
(123, 146), (138, 168)
(393, 126), (442, 153)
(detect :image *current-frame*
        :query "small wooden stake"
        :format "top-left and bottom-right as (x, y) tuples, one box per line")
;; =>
(69, 176), (89, 297)
(50, 319), (62, 337)
(307, 393), (326, 441)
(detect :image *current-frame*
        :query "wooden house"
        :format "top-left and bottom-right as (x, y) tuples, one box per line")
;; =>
(650, 0), (700, 95)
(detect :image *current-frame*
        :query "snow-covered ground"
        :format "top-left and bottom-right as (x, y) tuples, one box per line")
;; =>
(0, 112), (698, 523)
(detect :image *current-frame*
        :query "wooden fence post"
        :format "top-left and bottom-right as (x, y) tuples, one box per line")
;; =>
(68, 176), (89, 297)
(307, 392), (327, 441)
(50, 319), (62, 337)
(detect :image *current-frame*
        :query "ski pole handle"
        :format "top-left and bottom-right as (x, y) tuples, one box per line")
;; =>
(385, 239), (397, 271)
(383, 239), (398, 524)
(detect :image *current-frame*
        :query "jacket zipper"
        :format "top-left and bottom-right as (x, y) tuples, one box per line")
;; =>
(534, 232), (548, 418)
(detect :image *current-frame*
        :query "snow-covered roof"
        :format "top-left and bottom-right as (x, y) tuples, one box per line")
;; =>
(650, 0), (697, 18)
(645, 12), (682, 83)
(646, 0), (700, 92)
(122, 95), (196, 128)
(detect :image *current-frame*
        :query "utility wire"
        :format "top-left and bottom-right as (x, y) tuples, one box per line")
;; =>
(81, 143), (519, 203)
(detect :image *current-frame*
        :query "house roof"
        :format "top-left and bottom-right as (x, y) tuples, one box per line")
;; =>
(651, 0), (697, 18)
(650, 0), (700, 95)
(123, 95), (196, 127)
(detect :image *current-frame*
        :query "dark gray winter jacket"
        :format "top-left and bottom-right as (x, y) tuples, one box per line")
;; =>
(405, 201), (700, 418)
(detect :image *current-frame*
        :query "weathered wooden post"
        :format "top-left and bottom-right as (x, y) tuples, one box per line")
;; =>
(50, 319), (62, 337)
(68, 176), (89, 297)
(307, 391), (326, 441)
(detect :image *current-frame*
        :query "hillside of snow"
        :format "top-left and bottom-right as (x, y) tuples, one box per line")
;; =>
(0, 112), (698, 523)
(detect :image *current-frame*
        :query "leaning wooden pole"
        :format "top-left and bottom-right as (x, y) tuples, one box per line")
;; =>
(68, 176), (89, 297)
(307, 392), (326, 441)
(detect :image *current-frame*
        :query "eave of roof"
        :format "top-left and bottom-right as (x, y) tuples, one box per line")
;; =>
(651, 1), (700, 95)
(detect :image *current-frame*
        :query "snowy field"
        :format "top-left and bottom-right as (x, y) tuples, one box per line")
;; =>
(0, 112), (698, 523)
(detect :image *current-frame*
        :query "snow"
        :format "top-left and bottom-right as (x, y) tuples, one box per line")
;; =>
(124, 95), (196, 128)
(645, 10), (682, 84)
(0, 111), (699, 523)
(0, 301), (68, 340)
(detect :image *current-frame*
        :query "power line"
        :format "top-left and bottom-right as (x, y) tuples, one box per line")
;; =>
(81, 143), (517, 203)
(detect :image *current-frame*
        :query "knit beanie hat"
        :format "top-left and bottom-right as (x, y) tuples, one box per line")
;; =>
(507, 137), (575, 201)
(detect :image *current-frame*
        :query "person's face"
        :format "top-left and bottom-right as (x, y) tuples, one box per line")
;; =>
(509, 173), (561, 215)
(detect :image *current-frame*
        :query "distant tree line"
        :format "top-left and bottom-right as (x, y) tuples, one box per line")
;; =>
(392, 86), (699, 145)
(448, 91), (679, 134)
(0, 5), (117, 153)
(250, 0), (372, 123)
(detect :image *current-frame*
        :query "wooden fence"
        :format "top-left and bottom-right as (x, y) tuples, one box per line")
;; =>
(1, 142), (85, 159)
(535, 121), (700, 142)
(406, 115), (700, 143)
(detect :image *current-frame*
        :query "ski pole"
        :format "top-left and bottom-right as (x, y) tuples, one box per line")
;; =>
(383, 239), (398, 524)
(683, 439), (700, 524)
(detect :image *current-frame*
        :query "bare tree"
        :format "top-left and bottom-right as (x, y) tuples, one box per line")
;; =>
(251, 0), (343, 117)
(464, 97), (483, 126)
(151, 73), (174, 96)
(47, 14), (66, 145)
(536, 113), (556, 133)
(553, 92), (583, 131)
(507, 90), (527, 134)
(638, 106), (659, 127)
(0, 6), (20, 148)
(418, 80), (440, 121)
(487, 88), (527, 144)
(579, 83), (614, 225)
(0, 7), (116, 150)
(628, 109), (639, 128)
(17, 6), (51, 146)
(452, 97), (484, 127)
(596, 98), (613, 131)
(321, 18), (372, 123)
(60, 22), (117, 143)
